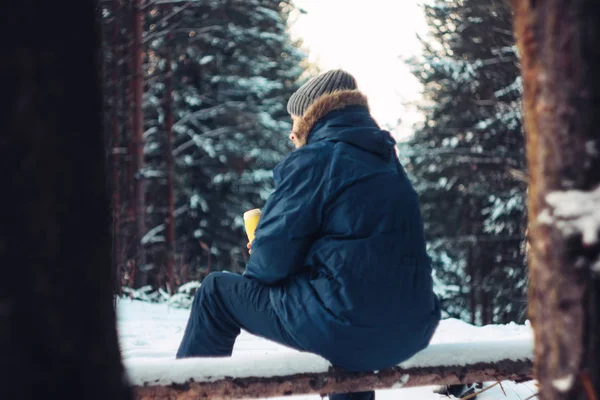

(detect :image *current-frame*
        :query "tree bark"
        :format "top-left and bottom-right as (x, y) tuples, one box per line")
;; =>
(0, 0), (131, 398)
(132, 0), (147, 287)
(133, 359), (533, 400)
(111, 0), (124, 295)
(164, 32), (176, 293)
(511, 0), (600, 398)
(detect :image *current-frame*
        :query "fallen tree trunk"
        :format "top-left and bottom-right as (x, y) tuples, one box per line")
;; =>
(133, 359), (532, 399)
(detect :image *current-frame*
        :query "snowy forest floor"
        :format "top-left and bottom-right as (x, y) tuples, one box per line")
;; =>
(117, 299), (538, 399)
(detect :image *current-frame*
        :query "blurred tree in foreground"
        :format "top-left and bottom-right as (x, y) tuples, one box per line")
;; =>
(0, 0), (130, 397)
(511, 0), (600, 398)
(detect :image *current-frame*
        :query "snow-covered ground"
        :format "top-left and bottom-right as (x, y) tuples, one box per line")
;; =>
(118, 299), (538, 399)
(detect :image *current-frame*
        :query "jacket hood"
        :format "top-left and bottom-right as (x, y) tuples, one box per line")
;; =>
(292, 89), (396, 158)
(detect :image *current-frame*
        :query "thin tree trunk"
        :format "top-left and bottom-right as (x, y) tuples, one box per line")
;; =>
(132, 0), (147, 287)
(512, 0), (600, 398)
(467, 246), (476, 325)
(164, 32), (176, 294)
(112, 0), (124, 295)
(0, 0), (131, 398)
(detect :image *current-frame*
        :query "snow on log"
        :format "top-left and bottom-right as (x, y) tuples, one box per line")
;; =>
(132, 358), (532, 399)
(128, 337), (533, 399)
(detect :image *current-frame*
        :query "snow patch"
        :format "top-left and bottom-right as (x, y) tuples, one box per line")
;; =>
(125, 352), (331, 385)
(167, 281), (202, 309)
(392, 374), (410, 388)
(199, 55), (214, 65)
(537, 209), (554, 225)
(586, 140), (598, 156)
(543, 185), (600, 245)
(141, 224), (165, 245)
(120, 302), (533, 385)
(592, 257), (600, 274)
(552, 374), (574, 392)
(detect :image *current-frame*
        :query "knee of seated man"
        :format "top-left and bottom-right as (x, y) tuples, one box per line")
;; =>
(196, 271), (229, 301)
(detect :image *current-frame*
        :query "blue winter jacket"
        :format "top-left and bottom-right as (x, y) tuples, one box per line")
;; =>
(245, 96), (440, 371)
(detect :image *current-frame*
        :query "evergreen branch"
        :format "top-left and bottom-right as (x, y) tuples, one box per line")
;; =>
(143, 0), (198, 7)
(491, 27), (516, 36)
(429, 235), (524, 244)
(173, 102), (242, 128)
(143, 26), (223, 44)
(173, 126), (244, 156)
(404, 150), (524, 169)
(152, 1), (190, 26)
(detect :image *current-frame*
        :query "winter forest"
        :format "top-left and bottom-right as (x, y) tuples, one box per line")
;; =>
(2, 0), (599, 399)
(107, 0), (526, 327)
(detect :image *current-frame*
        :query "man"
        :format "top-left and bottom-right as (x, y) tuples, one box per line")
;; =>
(176, 70), (441, 400)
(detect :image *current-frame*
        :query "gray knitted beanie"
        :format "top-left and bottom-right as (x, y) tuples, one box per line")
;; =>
(287, 69), (358, 116)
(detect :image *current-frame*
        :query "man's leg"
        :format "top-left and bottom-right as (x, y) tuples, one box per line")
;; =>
(176, 271), (300, 358)
(176, 272), (374, 399)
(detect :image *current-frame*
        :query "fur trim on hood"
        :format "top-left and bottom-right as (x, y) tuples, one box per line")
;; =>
(292, 90), (370, 147)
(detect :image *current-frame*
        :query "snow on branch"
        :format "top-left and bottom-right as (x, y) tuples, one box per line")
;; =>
(143, 26), (224, 44)
(495, 76), (523, 98)
(142, 0), (200, 6)
(141, 224), (165, 245)
(173, 102), (242, 128)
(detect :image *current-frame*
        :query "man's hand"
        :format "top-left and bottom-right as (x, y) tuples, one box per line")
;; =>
(247, 241), (252, 254)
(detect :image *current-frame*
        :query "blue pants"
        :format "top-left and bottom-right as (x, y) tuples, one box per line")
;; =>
(176, 272), (375, 400)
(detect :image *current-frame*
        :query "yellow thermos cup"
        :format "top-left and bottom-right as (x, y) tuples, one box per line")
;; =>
(243, 208), (261, 242)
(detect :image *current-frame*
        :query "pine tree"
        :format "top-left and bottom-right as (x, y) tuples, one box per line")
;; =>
(404, 0), (527, 324)
(140, 0), (306, 287)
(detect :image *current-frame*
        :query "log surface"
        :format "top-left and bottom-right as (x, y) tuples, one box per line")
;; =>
(134, 358), (533, 399)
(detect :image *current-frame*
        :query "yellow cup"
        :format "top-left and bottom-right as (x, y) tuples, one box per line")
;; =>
(243, 208), (261, 242)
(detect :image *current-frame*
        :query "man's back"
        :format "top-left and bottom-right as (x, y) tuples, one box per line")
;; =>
(302, 106), (433, 322)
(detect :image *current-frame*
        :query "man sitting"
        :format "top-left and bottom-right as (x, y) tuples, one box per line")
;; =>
(176, 70), (441, 400)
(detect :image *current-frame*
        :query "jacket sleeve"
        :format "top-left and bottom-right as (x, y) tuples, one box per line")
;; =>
(244, 151), (325, 285)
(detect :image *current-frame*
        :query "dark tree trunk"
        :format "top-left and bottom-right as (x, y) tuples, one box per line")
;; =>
(164, 33), (176, 294)
(111, 0), (124, 295)
(0, 0), (131, 398)
(132, 0), (147, 287)
(512, 0), (600, 398)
